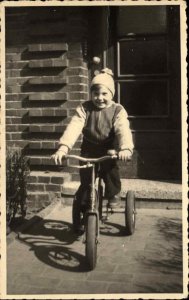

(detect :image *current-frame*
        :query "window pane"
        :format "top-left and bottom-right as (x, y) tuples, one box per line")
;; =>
(119, 80), (168, 116)
(117, 6), (167, 36)
(119, 39), (168, 75)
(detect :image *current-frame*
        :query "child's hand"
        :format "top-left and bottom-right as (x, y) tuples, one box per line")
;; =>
(51, 146), (68, 165)
(118, 149), (132, 162)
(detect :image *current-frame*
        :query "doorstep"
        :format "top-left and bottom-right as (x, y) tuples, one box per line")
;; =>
(61, 179), (182, 209)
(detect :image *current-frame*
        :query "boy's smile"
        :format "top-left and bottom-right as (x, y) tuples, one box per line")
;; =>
(91, 85), (113, 109)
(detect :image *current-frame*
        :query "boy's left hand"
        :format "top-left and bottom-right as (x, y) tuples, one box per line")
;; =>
(118, 149), (132, 162)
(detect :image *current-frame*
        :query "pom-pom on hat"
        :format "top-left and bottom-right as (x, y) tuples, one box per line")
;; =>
(91, 68), (115, 96)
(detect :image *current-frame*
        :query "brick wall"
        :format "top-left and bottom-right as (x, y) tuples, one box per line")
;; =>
(5, 7), (90, 211)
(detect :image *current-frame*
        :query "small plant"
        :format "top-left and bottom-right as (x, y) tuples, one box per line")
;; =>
(6, 146), (30, 226)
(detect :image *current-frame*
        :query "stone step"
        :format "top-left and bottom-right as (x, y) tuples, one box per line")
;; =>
(61, 179), (182, 209)
(27, 171), (72, 211)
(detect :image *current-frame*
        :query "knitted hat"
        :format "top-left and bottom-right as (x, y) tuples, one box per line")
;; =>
(91, 68), (115, 96)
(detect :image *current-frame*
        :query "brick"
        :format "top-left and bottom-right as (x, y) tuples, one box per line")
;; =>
(29, 58), (68, 68)
(69, 92), (88, 100)
(29, 76), (67, 85)
(29, 21), (66, 36)
(6, 93), (28, 101)
(6, 141), (29, 148)
(68, 43), (82, 51)
(6, 35), (28, 46)
(29, 141), (57, 150)
(6, 132), (29, 140)
(45, 184), (61, 192)
(67, 84), (88, 92)
(27, 183), (45, 192)
(6, 69), (21, 77)
(29, 8), (66, 21)
(6, 124), (29, 132)
(68, 76), (88, 84)
(28, 43), (68, 52)
(67, 67), (88, 76)
(69, 59), (87, 68)
(67, 51), (83, 59)
(38, 176), (50, 184)
(29, 141), (42, 149)
(63, 100), (83, 109)
(6, 116), (29, 125)
(6, 53), (22, 61)
(29, 108), (67, 117)
(6, 86), (21, 94)
(27, 176), (38, 183)
(67, 109), (75, 117)
(29, 156), (67, 166)
(29, 125), (65, 133)
(6, 109), (28, 117)
(7, 77), (29, 85)
(43, 141), (59, 149)
(51, 177), (65, 184)
(6, 101), (24, 109)
(27, 192), (50, 205)
(54, 109), (68, 117)
(6, 61), (28, 69)
(29, 92), (68, 101)
(6, 46), (28, 53)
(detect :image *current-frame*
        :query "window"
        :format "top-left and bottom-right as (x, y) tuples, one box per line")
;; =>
(115, 6), (169, 117)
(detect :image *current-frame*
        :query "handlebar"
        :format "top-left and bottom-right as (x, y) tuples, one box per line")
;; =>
(65, 154), (117, 163)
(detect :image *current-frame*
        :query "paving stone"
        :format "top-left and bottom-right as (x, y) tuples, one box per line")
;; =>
(13, 273), (62, 290)
(107, 282), (136, 294)
(6, 205), (184, 295)
(87, 272), (133, 283)
(56, 279), (109, 294)
(7, 284), (31, 295)
(131, 273), (183, 293)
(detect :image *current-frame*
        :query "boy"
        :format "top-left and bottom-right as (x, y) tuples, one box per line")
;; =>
(52, 68), (134, 208)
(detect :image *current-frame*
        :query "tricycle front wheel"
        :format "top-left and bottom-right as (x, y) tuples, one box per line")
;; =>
(85, 214), (98, 270)
(125, 190), (136, 235)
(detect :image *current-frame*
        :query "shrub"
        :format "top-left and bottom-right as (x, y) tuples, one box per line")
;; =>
(6, 147), (30, 225)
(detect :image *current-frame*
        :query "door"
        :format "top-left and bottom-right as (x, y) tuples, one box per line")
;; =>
(105, 6), (181, 179)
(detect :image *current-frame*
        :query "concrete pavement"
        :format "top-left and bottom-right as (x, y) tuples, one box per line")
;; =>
(7, 201), (184, 296)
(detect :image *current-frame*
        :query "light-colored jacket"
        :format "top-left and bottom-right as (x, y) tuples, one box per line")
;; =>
(59, 101), (134, 152)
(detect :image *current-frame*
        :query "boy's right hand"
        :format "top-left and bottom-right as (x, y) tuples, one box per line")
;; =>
(51, 145), (68, 165)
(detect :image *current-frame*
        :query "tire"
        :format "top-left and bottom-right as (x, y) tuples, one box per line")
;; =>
(85, 214), (98, 270)
(125, 190), (136, 235)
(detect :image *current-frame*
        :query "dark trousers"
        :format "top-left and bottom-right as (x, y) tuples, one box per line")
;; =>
(75, 139), (121, 202)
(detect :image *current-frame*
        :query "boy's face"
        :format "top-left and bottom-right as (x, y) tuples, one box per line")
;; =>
(91, 85), (113, 109)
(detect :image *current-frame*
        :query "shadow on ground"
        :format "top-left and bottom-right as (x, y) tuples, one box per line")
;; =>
(17, 219), (89, 272)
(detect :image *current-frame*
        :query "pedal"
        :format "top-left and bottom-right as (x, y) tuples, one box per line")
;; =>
(101, 216), (108, 223)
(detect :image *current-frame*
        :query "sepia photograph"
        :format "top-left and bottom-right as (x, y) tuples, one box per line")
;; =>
(0, 0), (188, 299)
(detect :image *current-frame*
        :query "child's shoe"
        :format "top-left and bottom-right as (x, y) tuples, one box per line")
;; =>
(108, 194), (120, 208)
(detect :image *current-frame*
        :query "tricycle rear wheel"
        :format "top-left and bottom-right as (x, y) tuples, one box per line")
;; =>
(125, 190), (136, 235)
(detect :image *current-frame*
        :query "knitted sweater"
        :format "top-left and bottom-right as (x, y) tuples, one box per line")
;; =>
(59, 101), (134, 152)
